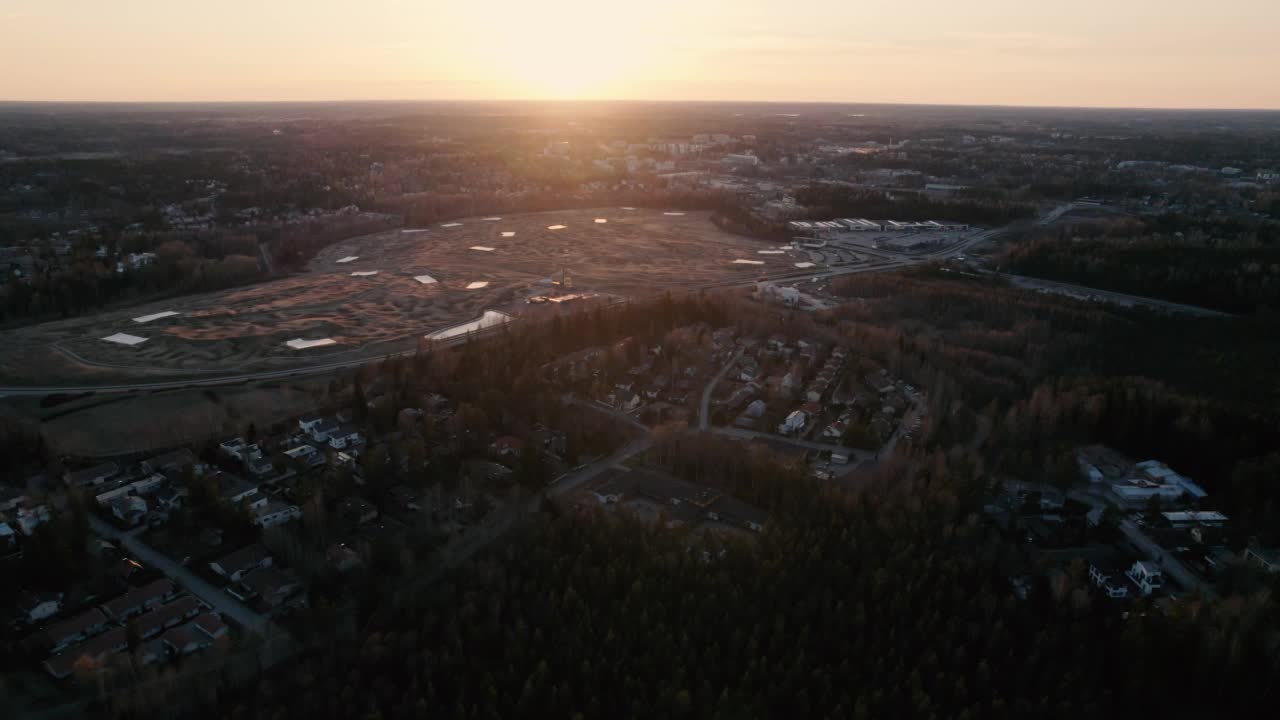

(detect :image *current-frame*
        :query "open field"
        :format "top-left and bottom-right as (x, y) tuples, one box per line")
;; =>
(0, 209), (807, 384)
(0, 378), (336, 457)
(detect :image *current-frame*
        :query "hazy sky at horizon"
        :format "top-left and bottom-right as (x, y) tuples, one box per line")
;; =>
(3, 0), (1279, 109)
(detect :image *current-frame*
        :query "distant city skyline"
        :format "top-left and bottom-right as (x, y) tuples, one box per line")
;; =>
(3, 0), (1279, 109)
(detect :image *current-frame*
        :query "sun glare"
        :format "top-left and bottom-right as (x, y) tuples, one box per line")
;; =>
(474, 5), (665, 99)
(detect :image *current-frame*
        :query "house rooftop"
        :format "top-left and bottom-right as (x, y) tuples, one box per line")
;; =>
(212, 544), (271, 574)
(101, 579), (173, 618)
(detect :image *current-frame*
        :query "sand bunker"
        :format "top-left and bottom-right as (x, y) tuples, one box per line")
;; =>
(482, 217), (502, 221)
(465, 281), (490, 290)
(594, 218), (608, 224)
(621, 206), (636, 210)
(733, 259), (765, 265)
(426, 310), (514, 340)
(441, 222), (462, 228)
(350, 271), (379, 277)
(664, 212), (685, 216)
(470, 246), (495, 252)
(547, 225), (567, 230)
(336, 256), (359, 263)
(401, 228), (430, 234)
(133, 311), (179, 323)
(413, 274), (438, 284)
(795, 262), (815, 269)
(286, 338), (338, 350)
(757, 250), (785, 255)
(501, 231), (516, 237)
(102, 333), (148, 346)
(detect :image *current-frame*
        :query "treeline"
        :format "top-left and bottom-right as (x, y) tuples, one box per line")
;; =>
(796, 184), (1035, 226)
(1002, 221), (1280, 313)
(0, 213), (399, 325)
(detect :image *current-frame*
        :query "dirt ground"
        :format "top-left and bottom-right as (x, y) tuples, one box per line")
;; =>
(0, 209), (800, 384)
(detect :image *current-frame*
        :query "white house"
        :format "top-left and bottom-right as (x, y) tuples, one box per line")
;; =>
(778, 410), (807, 435)
(328, 428), (364, 450)
(1126, 561), (1164, 596)
(1088, 562), (1131, 599)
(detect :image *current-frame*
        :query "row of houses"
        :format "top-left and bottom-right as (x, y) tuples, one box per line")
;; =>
(34, 576), (230, 679)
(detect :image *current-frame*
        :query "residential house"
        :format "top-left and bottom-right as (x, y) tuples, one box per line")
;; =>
(192, 612), (228, 640)
(284, 444), (320, 464)
(160, 624), (212, 656)
(242, 569), (303, 608)
(209, 544), (273, 583)
(109, 495), (147, 525)
(216, 473), (264, 509)
(1126, 560), (1165, 596)
(17, 591), (62, 623)
(101, 580), (175, 621)
(0, 521), (14, 550)
(297, 416), (324, 434)
(252, 501), (302, 528)
(44, 627), (128, 679)
(64, 462), (119, 488)
(132, 596), (202, 639)
(328, 428), (364, 451)
(1161, 511), (1228, 529)
(1088, 561), (1131, 599)
(778, 410), (806, 435)
(142, 448), (201, 475)
(307, 419), (340, 444)
(16, 502), (50, 535)
(45, 608), (109, 653)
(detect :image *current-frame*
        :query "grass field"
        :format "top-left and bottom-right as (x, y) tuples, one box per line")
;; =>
(0, 208), (804, 384)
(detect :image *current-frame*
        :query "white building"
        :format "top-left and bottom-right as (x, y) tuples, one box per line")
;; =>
(1126, 561), (1164, 596)
(1111, 460), (1207, 502)
(838, 218), (882, 232)
(778, 410), (807, 435)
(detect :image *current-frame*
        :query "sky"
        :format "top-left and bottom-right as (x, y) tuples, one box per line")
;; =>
(2, 0), (1279, 109)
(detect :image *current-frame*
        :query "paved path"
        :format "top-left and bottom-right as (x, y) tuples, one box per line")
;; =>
(89, 516), (277, 636)
(700, 347), (743, 430)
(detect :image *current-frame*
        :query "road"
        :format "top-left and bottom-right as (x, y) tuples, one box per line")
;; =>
(88, 515), (279, 636)
(998, 273), (1232, 318)
(429, 407), (653, 576)
(699, 347), (743, 430)
(707, 425), (874, 462)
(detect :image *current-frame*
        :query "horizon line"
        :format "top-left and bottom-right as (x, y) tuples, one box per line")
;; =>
(2, 98), (1279, 113)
